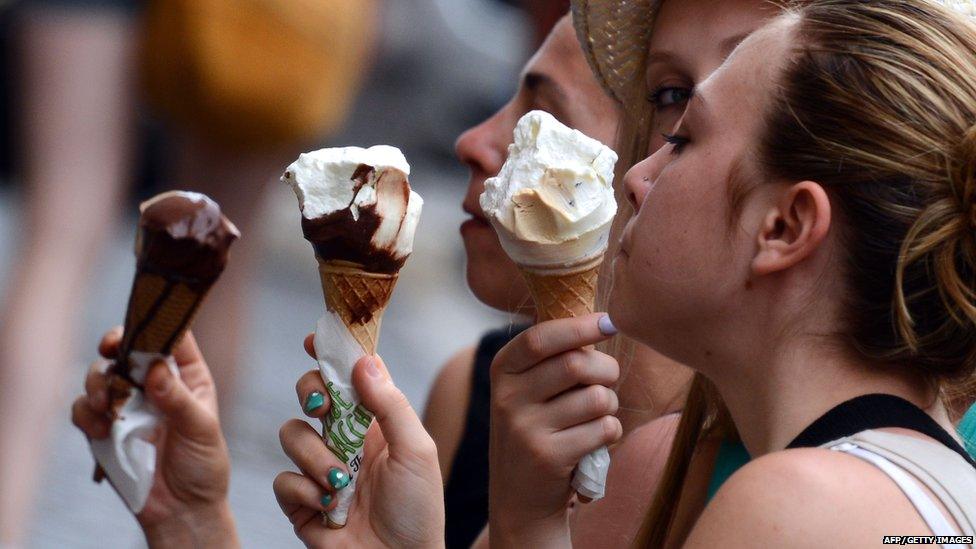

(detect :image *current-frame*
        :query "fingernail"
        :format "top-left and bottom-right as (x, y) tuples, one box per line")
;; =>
(364, 357), (381, 379)
(328, 468), (350, 490)
(304, 391), (325, 414)
(320, 493), (333, 508)
(598, 315), (618, 336)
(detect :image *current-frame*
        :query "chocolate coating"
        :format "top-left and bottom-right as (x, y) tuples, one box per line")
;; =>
(137, 191), (240, 281)
(301, 165), (408, 273)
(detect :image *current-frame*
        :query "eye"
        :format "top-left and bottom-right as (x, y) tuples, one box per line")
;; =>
(648, 86), (692, 109)
(662, 133), (690, 154)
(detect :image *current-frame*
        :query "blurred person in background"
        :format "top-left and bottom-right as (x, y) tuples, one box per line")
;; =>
(0, 0), (378, 545)
(0, 3), (138, 544)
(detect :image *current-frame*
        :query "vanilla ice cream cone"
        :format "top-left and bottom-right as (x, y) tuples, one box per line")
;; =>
(519, 255), (603, 322)
(480, 111), (619, 502)
(317, 259), (398, 355)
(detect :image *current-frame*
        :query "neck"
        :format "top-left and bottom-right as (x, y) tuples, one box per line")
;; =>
(709, 336), (937, 457)
(612, 338), (691, 433)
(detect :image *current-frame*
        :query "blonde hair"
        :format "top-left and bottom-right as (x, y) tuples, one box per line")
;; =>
(763, 0), (976, 390)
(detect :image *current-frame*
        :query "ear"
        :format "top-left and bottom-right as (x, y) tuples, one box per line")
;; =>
(751, 181), (832, 277)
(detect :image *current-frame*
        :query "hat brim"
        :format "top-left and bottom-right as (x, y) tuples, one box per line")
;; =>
(571, 0), (660, 105)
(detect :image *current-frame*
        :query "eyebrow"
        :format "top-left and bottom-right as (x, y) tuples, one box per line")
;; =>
(523, 71), (568, 104)
(646, 50), (685, 70)
(719, 32), (751, 59)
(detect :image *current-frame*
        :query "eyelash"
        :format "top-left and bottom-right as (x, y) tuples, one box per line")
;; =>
(662, 133), (690, 154)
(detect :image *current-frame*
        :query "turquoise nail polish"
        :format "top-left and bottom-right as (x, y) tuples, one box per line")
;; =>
(320, 493), (333, 507)
(304, 392), (325, 414)
(328, 468), (350, 490)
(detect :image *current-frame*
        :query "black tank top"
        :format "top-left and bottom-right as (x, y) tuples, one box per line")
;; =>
(787, 393), (976, 468)
(443, 324), (529, 549)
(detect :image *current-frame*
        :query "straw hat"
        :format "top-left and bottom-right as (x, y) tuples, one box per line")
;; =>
(571, 0), (975, 106)
(570, 0), (660, 106)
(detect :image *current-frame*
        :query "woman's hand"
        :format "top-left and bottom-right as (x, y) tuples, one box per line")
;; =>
(274, 336), (445, 549)
(71, 328), (238, 548)
(488, 314), (622, 548)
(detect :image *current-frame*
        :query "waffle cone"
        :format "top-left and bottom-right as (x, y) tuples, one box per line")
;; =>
(520, 255), (603, 321)
(317, 259), (398, 354)
(119, 272), (211, 359)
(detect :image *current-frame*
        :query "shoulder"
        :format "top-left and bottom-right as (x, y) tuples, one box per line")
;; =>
(684, 447), (933, 547)
(424, 345), (477, 422)
(570, 414), (681, 547)
(603, 413), (680, 493)
(613, 413), (681, 466)
(423, 345), (478, 479)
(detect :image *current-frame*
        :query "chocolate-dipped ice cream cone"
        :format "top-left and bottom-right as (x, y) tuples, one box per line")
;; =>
(92, 191), (238, 511)
(284, 145), (423, 528)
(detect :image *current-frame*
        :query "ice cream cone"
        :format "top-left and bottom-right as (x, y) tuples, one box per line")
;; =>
(119, 272), (210, 361)
(519, 254), (603, 322)
(317, 259), (398, 355)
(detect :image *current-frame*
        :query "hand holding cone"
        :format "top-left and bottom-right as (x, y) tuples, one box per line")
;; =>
(91, 191), (239, 511)
(480, 111), (618, 502)
(284, 146), (423, 527)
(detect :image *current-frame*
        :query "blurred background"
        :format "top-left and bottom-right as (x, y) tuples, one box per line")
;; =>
(0, 0), (567, 546)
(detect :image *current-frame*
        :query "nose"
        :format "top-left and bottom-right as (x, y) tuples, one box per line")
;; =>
(623, 148), (669, 212)
(455, 108), (511, 213)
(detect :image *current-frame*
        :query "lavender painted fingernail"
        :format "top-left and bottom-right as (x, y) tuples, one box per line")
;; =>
(598, 315), (618, 336)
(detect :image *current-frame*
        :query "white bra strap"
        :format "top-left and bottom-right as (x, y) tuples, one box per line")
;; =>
(831, 442), (964, 547)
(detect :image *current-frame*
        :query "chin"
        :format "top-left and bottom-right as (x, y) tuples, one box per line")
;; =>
(461, 229), (530, 312)
(465, 256), (529, 312)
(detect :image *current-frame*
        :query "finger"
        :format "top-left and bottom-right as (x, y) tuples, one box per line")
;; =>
(296, 369), (330, 419)
(303, 333), (315, 359)
(544, 385), (619, 431)
(553, 415), (622, 459)
(144, 359), (220, 443)
(273, 472), (332, 545)
(493, 314), (616, 375)
(522, 349), (619, 401)
(71, 397), (111, 440)
(273, 471), (335, 515)
(170, 330), (205, 367)
(278, 418), (349, 491)
(98, 326), (124, 359)
(352, 355), (437, 464)
(84, 359), (112, 412)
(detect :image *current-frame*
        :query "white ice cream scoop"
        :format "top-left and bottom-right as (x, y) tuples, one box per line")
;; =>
(480, 110), (618, 269)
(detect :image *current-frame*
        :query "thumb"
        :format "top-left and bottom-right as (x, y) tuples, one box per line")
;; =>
(351, 355), (431, 462)
(145, 360), (220, 443)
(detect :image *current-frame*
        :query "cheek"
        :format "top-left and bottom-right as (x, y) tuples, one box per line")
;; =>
(624, 163), (736, 305)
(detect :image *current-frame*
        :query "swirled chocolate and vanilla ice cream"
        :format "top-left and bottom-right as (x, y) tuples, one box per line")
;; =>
(283, 145), (423, 528)
(283, 145), (421, 274)
(480, 110), (617, 501)
(92, 191), (238, 513)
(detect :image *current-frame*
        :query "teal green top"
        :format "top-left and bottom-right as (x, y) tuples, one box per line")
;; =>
(705, 403), (976, 502)
(961, 403), (976, 458)
(706, 441), (750, 501)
